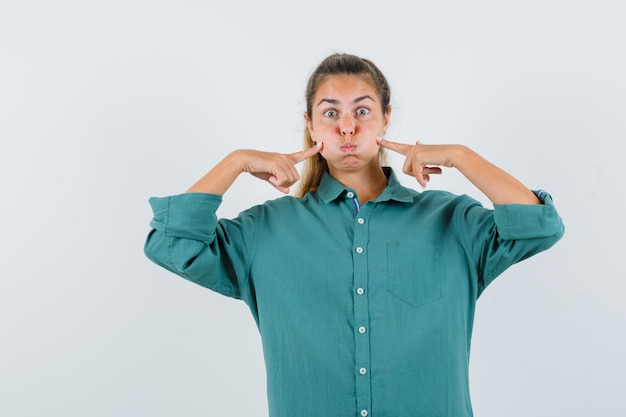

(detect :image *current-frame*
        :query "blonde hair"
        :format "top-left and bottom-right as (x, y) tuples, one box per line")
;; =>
(296, 53), (392, 198)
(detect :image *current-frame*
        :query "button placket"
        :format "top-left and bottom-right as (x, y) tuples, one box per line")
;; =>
(352, 203), (372, 416)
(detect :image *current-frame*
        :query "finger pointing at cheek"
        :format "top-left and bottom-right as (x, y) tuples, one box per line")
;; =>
(290, 141), (323, 165)
(376, 136), (411, 156)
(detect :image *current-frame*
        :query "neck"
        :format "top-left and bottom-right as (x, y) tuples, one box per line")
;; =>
(328, 162), (388, 204)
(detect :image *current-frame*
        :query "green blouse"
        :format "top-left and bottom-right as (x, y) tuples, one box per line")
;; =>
(145, 168), (564, 417)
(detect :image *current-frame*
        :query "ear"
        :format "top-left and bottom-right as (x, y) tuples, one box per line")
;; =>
(303, 112), (315, 140)
(383, 106), (392, 134)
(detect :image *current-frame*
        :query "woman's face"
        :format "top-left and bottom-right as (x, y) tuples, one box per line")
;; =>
(305, 74), (391, 173)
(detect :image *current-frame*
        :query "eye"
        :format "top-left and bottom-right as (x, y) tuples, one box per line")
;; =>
(324, 109), (338, 118)
(356, 107), (370, 116)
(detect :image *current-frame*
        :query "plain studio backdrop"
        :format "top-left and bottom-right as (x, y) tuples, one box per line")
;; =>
(1, 1), (624, 416)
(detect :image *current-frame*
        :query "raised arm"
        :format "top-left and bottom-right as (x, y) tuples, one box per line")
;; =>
(145, 143), (321, 300)
(377, 137), (540, 205)
(187, 143), (323, 195)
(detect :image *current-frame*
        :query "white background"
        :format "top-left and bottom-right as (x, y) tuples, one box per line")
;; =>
(1, 1), (624, 416)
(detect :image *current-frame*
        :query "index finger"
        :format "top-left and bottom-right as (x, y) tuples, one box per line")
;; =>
(289, 142), (323, 164)
(376, 137), (412, 156)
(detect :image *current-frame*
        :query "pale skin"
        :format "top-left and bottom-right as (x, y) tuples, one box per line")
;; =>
(187, 74), (539, 206)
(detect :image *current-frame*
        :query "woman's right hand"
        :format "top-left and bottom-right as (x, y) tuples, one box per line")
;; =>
(237, 143), (322, 193)
(187, 143), (322, 195)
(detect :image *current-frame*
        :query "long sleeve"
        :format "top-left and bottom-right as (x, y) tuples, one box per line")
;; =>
(144, 193), (257, 300)
(452, 190), (565, 295)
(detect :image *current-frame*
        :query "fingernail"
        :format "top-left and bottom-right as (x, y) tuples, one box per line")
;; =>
(376, 136), (383, 142)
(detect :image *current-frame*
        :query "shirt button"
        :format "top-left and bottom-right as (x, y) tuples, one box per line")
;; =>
(347, 191), (355, 198)
(359, 367), (367, 375)
(360, 410), (369, 417)
(355, 247), (363, 254)
(357, 218), (365, 224)
(356, 288), (364, 295)
(358, 326), (366, 334)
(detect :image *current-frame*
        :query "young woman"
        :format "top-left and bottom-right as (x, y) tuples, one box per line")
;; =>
(145, 53), (564, 417)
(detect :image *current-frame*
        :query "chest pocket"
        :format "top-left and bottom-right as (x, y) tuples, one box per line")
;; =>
(386, 240), (442, 307)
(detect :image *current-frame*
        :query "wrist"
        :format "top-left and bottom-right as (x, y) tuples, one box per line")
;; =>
(449, 145), (471, 169)
(225, 150), (247, 174)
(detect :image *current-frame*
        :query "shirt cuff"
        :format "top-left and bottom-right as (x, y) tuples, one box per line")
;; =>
(536, 189), (549, 203)
(493, 190), (563, 240)
(149, 193), (223, 242)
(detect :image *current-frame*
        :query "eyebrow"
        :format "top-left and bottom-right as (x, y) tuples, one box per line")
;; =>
(316, 95), (376, 107)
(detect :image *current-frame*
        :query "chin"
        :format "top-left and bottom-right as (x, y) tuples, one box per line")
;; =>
(340, 155), (367, 169)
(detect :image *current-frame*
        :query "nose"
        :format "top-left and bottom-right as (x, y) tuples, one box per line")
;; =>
(339, 114), (355, 137)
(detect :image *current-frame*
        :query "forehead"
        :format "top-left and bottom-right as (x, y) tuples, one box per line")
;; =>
(315, 74), (378, 102)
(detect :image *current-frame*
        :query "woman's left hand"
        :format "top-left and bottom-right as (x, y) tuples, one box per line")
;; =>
(376, 136), (540, 205)
(376, 137), (454, 188)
